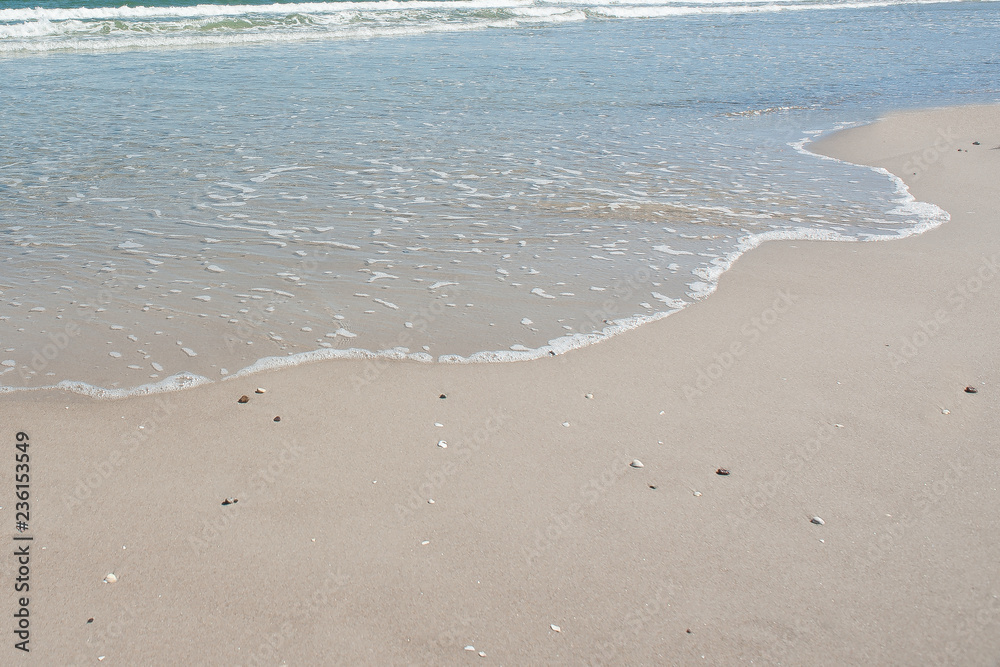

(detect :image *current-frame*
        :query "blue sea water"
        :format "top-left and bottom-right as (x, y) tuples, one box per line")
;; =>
(1, 0), (998, 394)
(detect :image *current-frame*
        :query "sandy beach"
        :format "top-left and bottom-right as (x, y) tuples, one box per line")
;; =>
(3, 104), (998, 665)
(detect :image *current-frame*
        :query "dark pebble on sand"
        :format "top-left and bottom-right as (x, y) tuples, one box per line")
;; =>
(716, 468), (731, 476)
(649, 484), (657, 490)
(222, 498), (238, 505)
(973, 141), (980, 145)
(274, 416), (281, 422)
(238, 395), (249, 403)
(440, 394), (447, 399)
(965, 386), (978, 394)
(87, 618), (94, 624)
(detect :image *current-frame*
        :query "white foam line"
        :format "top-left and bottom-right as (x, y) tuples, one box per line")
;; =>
(0, 121), (951, 398)
(225, 347), (434, 379)
(0, 373), (211, 399)
(0, 0), (535, 22)
(0, 18), (518, 54)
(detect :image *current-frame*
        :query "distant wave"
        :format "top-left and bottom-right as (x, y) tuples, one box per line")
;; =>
(0, 0), (986, 54)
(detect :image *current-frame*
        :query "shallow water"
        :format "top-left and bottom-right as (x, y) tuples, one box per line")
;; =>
(1, 0), (998, 395)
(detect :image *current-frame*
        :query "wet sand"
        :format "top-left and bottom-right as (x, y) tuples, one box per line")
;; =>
(3, 104), (998, 665)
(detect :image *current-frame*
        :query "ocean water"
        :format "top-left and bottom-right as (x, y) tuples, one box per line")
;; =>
(1, 0), (998, 396)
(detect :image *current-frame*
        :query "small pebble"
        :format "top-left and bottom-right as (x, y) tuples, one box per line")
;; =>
(585, 393), (593, 399)
(550, 624), (561, 632)
(562, 422), (570, 427)
(87, 618), (94, 624)
(104, 573), (117, 584)
(438, 440), (448, 448)
(273, 416), (281, 422)
(238, 395), (249, 404)
(479, 652), (487, 657)
(255, 387), (266, 394)
(222, 498), (238, 506)
(428, 499), (435, 504)
(693, 491), (702, 497)
(421, 540), (430, 545)
(648, 484), (657, 490)
(465, 646), (476, 651)
(965, 386), (978, 394)
(716, 468), (730, 476)
(811, 516), (825, 525)
(630, 460), (644, 468)
(434, 422), (444, 427)
(439, 394), (447, 399)
(942, 409), (950, 415)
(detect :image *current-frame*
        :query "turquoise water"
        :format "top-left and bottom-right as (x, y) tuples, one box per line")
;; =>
(1, 1), (999, 394)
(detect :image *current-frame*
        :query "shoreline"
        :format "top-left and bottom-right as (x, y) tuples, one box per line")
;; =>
(1, 119), (952, 399)
(3, 103), (998, 664)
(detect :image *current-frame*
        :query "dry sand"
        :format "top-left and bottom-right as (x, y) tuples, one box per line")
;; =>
(2, 104), (998, 665)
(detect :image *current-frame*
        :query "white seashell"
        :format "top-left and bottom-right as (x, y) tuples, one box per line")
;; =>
(479, 652), (487, 657)
(465, 646), (476, 651)
(630, 460), (644, 468)
(255, 387), (266, 394)
(562, 422), (570, 427)
(941, 409), (950, 415)
(693, 491), (702, 497)
(104, 573), (117, 584)
(585, 393), (593, 399)
(811, 516), (825, 525)
(428, 499), (435, 504)
(437, 440), (448, 448)
(550, 624), (561, 632)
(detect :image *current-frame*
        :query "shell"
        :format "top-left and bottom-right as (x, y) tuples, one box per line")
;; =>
(811, 516), (825, 525)
(716, 468), (731, 476)
(550, 624), (562, 632)
(630, 460), (644, 468)
(104, 573), (117, 584)
(238, 395), (249, 404)
(438, 440), (448, 448)
(255, 387), (266, 394)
